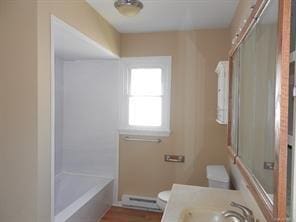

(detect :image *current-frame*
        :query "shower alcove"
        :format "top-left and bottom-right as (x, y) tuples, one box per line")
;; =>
(51, 16), (119, 222)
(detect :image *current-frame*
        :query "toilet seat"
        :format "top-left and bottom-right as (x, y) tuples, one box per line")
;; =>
(157, 190), (171, 210)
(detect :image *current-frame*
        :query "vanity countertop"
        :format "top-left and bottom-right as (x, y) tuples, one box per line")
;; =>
(161, 184), (245, 222)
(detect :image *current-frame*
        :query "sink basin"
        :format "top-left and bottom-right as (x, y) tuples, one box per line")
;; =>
(178, 208), (238, 222)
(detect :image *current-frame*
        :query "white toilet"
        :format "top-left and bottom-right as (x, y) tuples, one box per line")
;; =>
(156, 165), (230, 210)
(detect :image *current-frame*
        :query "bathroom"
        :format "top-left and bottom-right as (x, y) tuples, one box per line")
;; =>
(0, 0), (295, 222)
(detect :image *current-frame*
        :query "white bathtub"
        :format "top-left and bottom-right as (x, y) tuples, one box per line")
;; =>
(54, 173), (113, 222)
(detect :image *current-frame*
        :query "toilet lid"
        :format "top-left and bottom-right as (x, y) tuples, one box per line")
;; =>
(206, 165), (229, 183)
(158, 190), (171, 202)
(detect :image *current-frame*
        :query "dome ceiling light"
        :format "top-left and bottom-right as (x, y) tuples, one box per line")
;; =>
(114, 0), (144, 17)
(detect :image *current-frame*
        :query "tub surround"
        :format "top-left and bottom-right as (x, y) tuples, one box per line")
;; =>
(38, 3), (120, 221)
(61, 60), (119, 178)
(54, 57), (64, 176)
(53, 59), (119, 221)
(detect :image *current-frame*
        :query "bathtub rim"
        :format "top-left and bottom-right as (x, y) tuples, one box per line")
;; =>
(54, 175), (113, 222)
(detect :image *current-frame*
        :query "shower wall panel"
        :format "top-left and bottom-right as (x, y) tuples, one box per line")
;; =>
(62, 60), (119, 178)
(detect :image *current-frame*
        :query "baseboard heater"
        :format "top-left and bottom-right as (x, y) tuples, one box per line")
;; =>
(121, 194), (161, 212)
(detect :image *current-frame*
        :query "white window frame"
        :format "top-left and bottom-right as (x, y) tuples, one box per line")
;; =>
(119, 56), (172, 136)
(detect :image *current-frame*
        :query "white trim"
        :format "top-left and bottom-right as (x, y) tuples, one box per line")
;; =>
(216, 119), (226, 125)
(113, 131), (120, 203)
(112, 202), (123, 207)
(50, 15), (56, 222)
(119, 56), (172, 137)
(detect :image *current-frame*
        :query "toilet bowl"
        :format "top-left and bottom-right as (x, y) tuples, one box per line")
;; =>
(156, 165), (230, 210)
(156, 190), (171, 210)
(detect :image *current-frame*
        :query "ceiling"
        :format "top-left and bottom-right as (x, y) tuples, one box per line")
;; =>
(53, 17), (117, 61)
(87, 0), (240, 33)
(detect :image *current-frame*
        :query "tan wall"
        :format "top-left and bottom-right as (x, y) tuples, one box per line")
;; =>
(0, 1), (38, 222)
(119, 30), (231, 198)
(230, 0), (256, 40)
(0, 1), (120, 222)
(0, 0), (245, 220)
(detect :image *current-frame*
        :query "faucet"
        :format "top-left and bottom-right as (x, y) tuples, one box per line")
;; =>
(222, 201), (255, 222)
(222, 210), (245, 222)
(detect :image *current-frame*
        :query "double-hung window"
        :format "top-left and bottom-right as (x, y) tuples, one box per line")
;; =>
(119, 57), (171, 136)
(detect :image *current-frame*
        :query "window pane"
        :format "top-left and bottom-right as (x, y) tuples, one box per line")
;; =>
(129, 97), (162, 127)
(130, 68), (162, 96)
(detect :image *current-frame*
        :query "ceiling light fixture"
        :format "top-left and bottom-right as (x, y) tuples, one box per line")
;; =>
(114, 0), (144, 17)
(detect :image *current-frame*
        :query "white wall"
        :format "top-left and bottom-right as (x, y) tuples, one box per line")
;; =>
(54, 57), (64, 176)
(61, 60), (119, 179)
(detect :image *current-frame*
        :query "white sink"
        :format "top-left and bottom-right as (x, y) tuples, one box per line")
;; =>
(178, 208), (237, 222)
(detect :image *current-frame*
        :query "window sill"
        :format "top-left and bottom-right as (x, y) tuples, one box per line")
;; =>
(119, 129), (171, 137)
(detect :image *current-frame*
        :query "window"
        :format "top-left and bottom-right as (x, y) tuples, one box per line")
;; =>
(119, 57), (171, 136)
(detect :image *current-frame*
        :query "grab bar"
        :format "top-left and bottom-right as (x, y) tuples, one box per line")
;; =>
(124, 137), (162, 143)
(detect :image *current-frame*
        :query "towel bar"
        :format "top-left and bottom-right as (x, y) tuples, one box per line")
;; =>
(124, 137), (161, 143)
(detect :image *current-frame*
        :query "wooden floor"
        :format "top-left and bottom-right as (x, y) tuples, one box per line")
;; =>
(99, 207), (163, 222)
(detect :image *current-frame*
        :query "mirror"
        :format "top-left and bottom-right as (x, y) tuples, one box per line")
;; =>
(231, 0), (279, 203)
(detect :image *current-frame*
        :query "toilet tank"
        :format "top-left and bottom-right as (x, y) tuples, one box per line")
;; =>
(206, 165), (230, 189)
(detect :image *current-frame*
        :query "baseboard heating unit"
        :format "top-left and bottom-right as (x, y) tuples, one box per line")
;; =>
(121, 194), (162, 212)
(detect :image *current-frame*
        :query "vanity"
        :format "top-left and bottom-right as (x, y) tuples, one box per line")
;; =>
(161, 184), (245, 222)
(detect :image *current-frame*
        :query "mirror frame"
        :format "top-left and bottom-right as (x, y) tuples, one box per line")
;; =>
(227, 0), (291, 221)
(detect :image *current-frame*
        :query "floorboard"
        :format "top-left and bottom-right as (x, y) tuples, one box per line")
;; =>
(99, 207), (163, 222)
